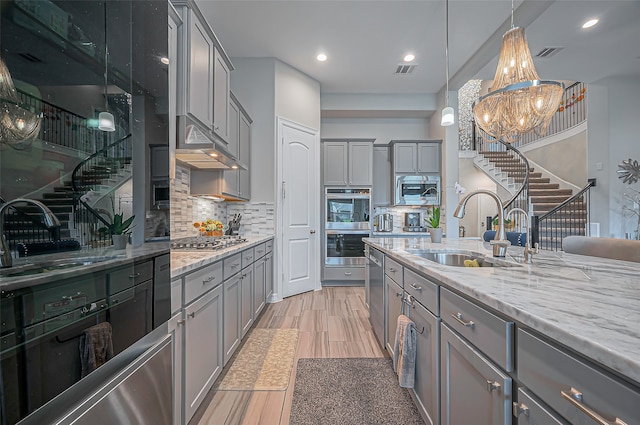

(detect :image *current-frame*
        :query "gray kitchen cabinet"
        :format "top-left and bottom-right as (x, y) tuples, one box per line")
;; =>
(405, 296), (440, 425)
(322, 139), (373, 186)
(384, 274), (404, 357)
(184, 283), (223, 424)
(240, 265), (253, 338)
(391, 141), (442, 174)
(254, 254), (266, 318)
(223, 273), (241, 365)
(168, 312), (184, 425)
(372, 145), (391, 206)
(441, 323), (512, 425)
(151, 145), (170, 180)
(238, 110), (251, 199)
(221, 93), (251, 200)
(264, 249), (273, 301)
(184, 8), (213, 129)
(213, 48), (230, 143)
(227, 96), (240, 159)
(513, 388), (569, 425)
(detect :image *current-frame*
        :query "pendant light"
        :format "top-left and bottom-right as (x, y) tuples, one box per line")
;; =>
(99, 2), (115, 132)
(440, 0), (455, 127)
(472, 0), (563, 142)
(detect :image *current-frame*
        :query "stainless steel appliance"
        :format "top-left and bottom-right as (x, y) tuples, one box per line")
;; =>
(152, 181), (170, 210)
(153, 254), (171, 329)
(395, 175), (440, 206)
(367, 247), (384, 347)
(324, 188), (371, 267)
(403, 212), (426, 232)
(170, 235), (248, 251)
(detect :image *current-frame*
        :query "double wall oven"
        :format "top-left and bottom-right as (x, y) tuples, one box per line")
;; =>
(324, 188), (371, 267)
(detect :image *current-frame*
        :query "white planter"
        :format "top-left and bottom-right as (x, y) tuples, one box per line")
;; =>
(112, 234), (128, 250)
(429, 228), (443, 243)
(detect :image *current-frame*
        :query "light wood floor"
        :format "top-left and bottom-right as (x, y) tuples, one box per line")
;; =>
(191, 287), (386, 425)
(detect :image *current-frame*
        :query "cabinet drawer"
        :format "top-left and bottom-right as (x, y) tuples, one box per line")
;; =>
(254, 243), (267, 259)
(241, 248), (255, 269)
(184, 261), (223, 304)
(384, 256), (403, 285)
(223, 253), (242, 280)
(265, 239), (273, 253)
(515, 388), (569, 425)
(440, 288), (513, 372)
(323, 266), (365, 281)
(108, 261), (153, 294)
(404, 267), (438, 315)
(171, 278), (182, 314)
(518, 329), (640, 424)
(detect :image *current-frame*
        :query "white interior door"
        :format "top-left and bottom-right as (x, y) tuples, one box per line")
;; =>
(277, 118), (320, 299)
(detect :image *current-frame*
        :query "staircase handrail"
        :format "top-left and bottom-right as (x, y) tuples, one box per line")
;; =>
(538, 180), (595, 220)
(71, 133), (132, 228)
(501, 140), (530, 212)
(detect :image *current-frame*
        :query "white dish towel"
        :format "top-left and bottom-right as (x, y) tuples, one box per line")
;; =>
(393, 314), (417, 388)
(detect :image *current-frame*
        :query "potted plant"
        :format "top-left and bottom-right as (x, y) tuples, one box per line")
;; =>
(98, 199), (135, 249)
(493, 217), (514, 230)
(425, 206), (443, 243)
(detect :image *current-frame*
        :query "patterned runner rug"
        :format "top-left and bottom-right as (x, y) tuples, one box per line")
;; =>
(289, 358), (425, 425)
(216, 328), (298, 391)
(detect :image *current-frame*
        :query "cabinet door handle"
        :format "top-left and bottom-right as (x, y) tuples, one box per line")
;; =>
(396, 292), (403, 298)
(187, 312), (195, 319)
(451, 312), (475, 328)
(232, 263), (240, 268)
(486, 380), (501, 392)
(388, 267), (396, 272)
(203, 276), (216, 284)
(344, 272), (352, 276)
(129, 272), (141, 279)
(512, 402), (529, 418)
(410, 282), (422, 291)
(177, 320), (185, 326)
(561, 387), (627, 425)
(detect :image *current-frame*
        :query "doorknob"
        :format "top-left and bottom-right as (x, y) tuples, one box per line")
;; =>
(310, 230), (316, 234)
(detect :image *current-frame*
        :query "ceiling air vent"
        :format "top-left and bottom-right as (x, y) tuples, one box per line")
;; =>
(535, 47), (563, 58)
(18, 53), (42, 63)
(394, 64), (417, 75)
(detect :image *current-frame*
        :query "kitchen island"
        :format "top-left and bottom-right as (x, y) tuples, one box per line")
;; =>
(365, 236), (640, 424)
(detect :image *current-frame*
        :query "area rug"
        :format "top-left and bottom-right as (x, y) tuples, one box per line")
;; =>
(289, 358), (425, 425)
(216, 328), (298, 391)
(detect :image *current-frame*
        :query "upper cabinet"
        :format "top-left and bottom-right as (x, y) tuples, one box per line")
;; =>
(322, 139), (374, 186)
(372, 145), (391, 206)
(391, 140), (442, 174)
(218, 92), (252, 201)
(173, 0), (233, 146)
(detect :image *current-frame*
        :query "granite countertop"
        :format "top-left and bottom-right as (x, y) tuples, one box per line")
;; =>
(364, 237), (640, 387)
(171, 235), (274, 278)
(0, 242), (170, 291)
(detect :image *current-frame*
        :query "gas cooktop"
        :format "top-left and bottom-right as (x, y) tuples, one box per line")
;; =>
(170, 235), (248, 251)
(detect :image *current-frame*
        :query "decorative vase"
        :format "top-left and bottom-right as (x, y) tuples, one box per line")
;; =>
(429, 228), (443, 243)
(112, 234), (128, 250)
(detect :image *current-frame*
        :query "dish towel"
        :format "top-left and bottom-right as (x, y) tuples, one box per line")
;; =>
(79, 322), (114, 378)
(393, 314), (417, 388)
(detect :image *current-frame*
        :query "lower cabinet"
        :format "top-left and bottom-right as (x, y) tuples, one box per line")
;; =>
(440, 323), (512, 425)
(264, 251), (273, 300)
(240, 265), (253, 338)
(384, 274), (403, 357)
(223, 273), (241, 365)
(406, 297), (440, 425)
(184, 285), (223, 424)
(253, 256), (266, 318)
(513, 388), (569, 425)
(168, 312), (184, 425)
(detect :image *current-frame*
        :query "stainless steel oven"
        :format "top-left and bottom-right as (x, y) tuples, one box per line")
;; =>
(395, 175), (440, 206)
(324, 188), (371, 267)
(325, 231), (369, 266)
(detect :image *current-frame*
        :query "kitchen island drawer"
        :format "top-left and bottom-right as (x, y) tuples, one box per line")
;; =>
(440, 287), (513, 372)
(184, 261), (223, 304)
(223, 253), (242, 280)
(518, 329), (640, 424)
(265, 239), (273, 253)
(514, 388), (569, 425)
(404, 267), (438, 315)
(323, 266), (365, 281)
(108, 260), (153, 294)
(384, 256), (403, 285)
(254, 243), (267, 259)
(241, 248), (255, 269)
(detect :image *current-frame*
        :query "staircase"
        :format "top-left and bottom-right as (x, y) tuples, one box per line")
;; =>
(476, 151), (587, 246)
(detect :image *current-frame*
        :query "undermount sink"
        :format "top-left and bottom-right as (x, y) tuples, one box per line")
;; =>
(404, 249), (516, 268)
(0, 255), (125, 278)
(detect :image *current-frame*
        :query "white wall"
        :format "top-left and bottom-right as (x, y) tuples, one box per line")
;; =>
(275, 60), (321, 131)
(523, 131), (587, 187)
(320, 117), (429, 145)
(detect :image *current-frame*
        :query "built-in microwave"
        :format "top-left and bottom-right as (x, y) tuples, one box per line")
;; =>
(153, 181), (170, 209)
(395, 175), (440, 206)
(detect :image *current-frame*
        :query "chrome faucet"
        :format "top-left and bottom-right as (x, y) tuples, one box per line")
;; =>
(453, 190), (510, 257)
(506, 207), (539, 263)
(0, 198), (61, 268)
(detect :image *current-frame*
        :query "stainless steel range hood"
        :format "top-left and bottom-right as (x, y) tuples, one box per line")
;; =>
(175, 115), (247, 170)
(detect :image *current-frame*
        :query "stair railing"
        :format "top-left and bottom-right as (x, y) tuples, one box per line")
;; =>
(0, 195), (54, 249)
(71, 134), (132, 247)
(531, 180), (595, 251)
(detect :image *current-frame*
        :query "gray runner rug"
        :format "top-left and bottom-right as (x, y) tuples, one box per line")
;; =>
(289, 358), (425, 425)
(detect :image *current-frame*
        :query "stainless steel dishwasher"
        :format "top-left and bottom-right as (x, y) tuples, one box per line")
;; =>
(368, 247), (384, 347)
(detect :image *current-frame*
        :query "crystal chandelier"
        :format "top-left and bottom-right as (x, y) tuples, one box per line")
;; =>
(472, 1), (564, 142)
(0, 55), (42, 149)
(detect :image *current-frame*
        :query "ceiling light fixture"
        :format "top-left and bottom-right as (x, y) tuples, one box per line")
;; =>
(441, 0), (455, 127)
(316, 53), (327, 62)
(160, 56), (170, 65)
(472, 0), (563, 142)
(98, 2), (115, 132)
(582, 18), (599, 29)
(404, 54), (415, 62)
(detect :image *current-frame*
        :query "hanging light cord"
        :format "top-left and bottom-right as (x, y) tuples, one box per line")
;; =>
(444, 0), (450, 107)
(511, 0), (515, 28)
(103, 1), (109, 111)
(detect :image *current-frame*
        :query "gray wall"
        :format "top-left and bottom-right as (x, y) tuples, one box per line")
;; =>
(523, 130), (587, 187)
(320, 118), (429, 144)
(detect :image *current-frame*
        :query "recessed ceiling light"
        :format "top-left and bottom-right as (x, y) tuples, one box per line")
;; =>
(403, 54), (415, 62)
(582, 18), (599, 29)
(316, 53), (327, 62)
(160, 56), (170, 65)
(209, 152), (218, 158)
